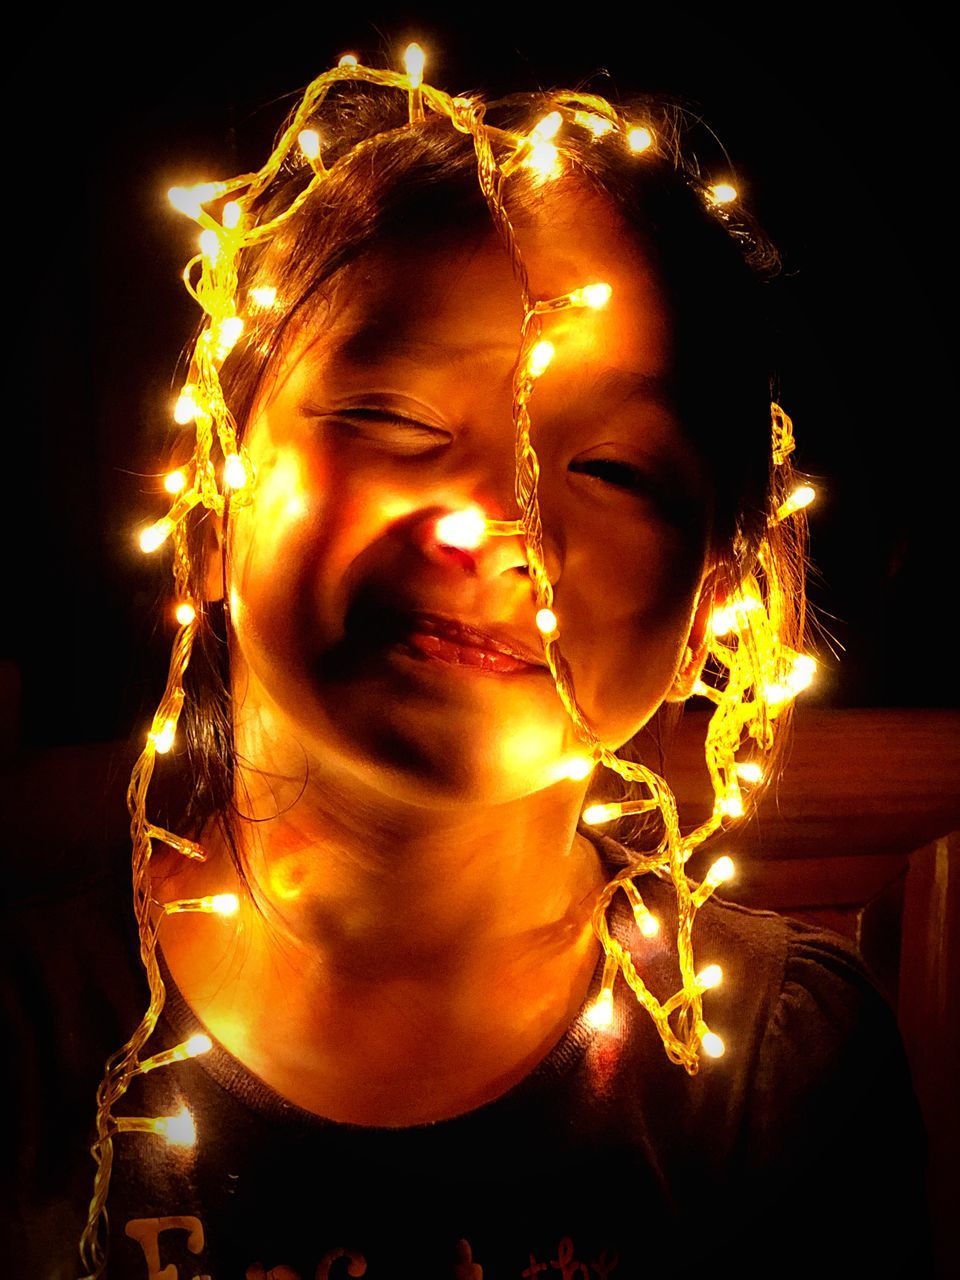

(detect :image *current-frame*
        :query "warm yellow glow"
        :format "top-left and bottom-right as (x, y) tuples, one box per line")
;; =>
(338, 53), (359, 67)
(639, 913), (660, 938)
(701, 1030), (725, 1058)
(216, 315), (244, 356)
(719, 787), (744, 818)
(528, 340), (555, 378)
(175, 602), (196, 626)
(199, 228), (221, 260)
(787, 653), (816, 694)
(536, 607), (558, 635)
(250, 284), (277, 309)
(163, 470), (187, 494)
(298, 128), (321, 160)
(533, 111), (562, 141)
(168, 182), (217, 218)
(735, 762), (763, 784)
(161, 1106), (196, 1146)
(583, 802), (618, 825)
(186, 1033), (213, 1057)
(223, 453), (247, 489)
(574, 110), (614, 137)
(585, 992), (614, 1028)
(137, 1034), (212, 1075)
(709, 856), (735, 884)
(174, 385), (198, 425)
(570, 282), (612, 309)
(562, 755), (594, 780)
(526, 139), (561, 181)
(775, 484), (816, 522)
(211, 893), (239, 916)
(697, 964), (723, 990)
(404, 42), (426, 88)
(151, 720), (176, 754)
(435, 507), (486, 550)
(626, 126), (653, 153)
(222, 200), (243, 230)
(708, 182), (738, 205)
(164, 892), (238, 917)
(139, 518), (173, 554)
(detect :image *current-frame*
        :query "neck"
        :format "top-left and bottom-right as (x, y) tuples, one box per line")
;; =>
(155, 697), (607, 1125)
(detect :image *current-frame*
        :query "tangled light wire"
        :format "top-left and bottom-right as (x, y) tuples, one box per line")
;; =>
(80, 44), (814, 1275)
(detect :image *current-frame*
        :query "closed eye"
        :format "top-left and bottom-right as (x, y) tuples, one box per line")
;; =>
(569, 458), (655, 493)
(313, 408), (451, 453)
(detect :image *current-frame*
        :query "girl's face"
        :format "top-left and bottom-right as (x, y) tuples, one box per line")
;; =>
(225, 191), (715, 807)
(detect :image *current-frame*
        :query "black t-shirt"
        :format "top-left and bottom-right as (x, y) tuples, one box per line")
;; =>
(3, 827), (932, 1278)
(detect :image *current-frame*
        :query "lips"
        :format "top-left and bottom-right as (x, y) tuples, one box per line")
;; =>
(398, 613), (548, 672)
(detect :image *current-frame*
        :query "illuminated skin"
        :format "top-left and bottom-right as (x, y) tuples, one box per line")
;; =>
(158, 190), (716, 1126)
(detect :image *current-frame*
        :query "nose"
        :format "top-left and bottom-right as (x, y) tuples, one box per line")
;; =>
(411, 503), (561, 585)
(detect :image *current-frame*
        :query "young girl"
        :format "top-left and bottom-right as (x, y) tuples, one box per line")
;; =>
(5, 51), (930, 1279)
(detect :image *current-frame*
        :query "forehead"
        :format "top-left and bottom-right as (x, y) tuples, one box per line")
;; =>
(279, 189), (673, 394)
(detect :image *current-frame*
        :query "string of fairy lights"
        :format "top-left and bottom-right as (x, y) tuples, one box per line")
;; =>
(79, 45), (814, 1274)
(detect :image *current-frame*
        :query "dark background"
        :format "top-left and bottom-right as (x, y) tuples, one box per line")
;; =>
(8, 4), (954, 749)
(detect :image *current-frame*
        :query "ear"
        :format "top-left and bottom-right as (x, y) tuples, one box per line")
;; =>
(665, 573), (719, 704)
(201, 511), (226, 604)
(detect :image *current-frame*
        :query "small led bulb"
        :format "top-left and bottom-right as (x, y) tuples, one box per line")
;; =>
(139, 518), (173, 554)
(174, 386), (198, 425)
(574, 111), (614, 137)
(638, 913), (660, 938)
(216, 316), (244, 356)
(585, 990), (614, 1028)
(186, 1033), (213, 1057)
(404, 42), (425, 87)
(701, 1029), (725, 1058)
(435, 507), (486, 550)
(708, 182), (738, 205)
(787, 654), (816, 694)
(175, 601), (196, 626)
(526, 139), (561, 181)
(709, 855), (735, 884)
(775, 484), (816, 522)
(164, 470), (187, 494)
(562, 755), (593, 780)
(161, 1106), (196, 1146)
(152, 720), (176, 754)
(735, 762), (763, 784)
(223, 454), (247, 489)
(719, 787), (744, 818)
(298, 129), (321, 160)
(528, 340), (555, 378)
(697, 964), (723, 989)
(338, 53), (359, 67)
(536, 607), (558, 635)
(626, 126), (653, 153)
(533, 111), (562, 141)
(199, 229), (221, 260)
(582, 802), (618, 825)
(222, 200), (243, 230)
(582, 282), (612, 309)
(249, 284), (277, 309)
(168, 183), (217, 217)
(212, 893), (239, 916)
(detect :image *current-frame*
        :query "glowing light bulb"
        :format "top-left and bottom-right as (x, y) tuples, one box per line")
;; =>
(627, 126), (653, 153)
(697, 964), (723, 989)
(775, 484), (816, 522)
(639, 913), (660, 938)
(160, 1106), (196, 1146)
(338, 53), (359, 67)
(568, 282), (612, 309)
(168, 182), (217, 217)
(533, 111), (562, 141)
(710, 605), (736, 636)
(528, 340), (555, 378)
(250, 284), (277, 309)
(708, 182), (738, 205)
(574, 110), (614, 137)
(562, 755), (593, 780)
(164, 469), (186, 494)
(223, 453), (247, 489)
(701, 1030), (725, 1058)
(735, 762), (763, 784)
(536, 607), (558, 635)
(212, 893), (239, 916)
(404, 42), (425, 87)
(151, 720), (176, 754)
(199, 229), (221, 260)
(139, 518), (173, 554)
(174, 385), (198, 425)
(586, 991), (614, 1028)
(186, 1033), (212, 1057)
(175, 601), (196, 626)
(709, 856), (735, 884)
(526, 139), (561, 181)
(787, 654), (816, 694)
(216, 316), (244, 356)
(719, 788), (744, 818)
(435, 507), (486, 550)
(222, 200), (242, 230)
(583, 802), (618, 825)
(298, 129), (321, 160)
